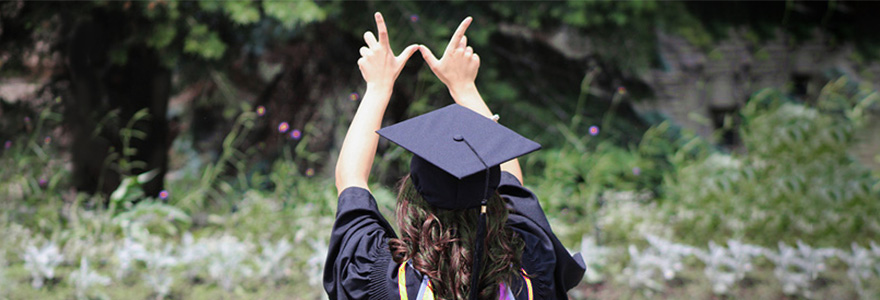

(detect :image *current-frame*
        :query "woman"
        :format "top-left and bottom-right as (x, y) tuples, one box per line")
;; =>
(324, 13), (585, 300)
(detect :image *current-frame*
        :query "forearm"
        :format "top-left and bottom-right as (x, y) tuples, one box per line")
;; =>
(335, 86), (392, 194)
(449, 83), (492, 118)
(449, 83), (525, 184)
(500, 159), (523, 185)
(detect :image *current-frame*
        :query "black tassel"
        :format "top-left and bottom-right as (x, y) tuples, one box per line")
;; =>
(470, 205), (487, 300)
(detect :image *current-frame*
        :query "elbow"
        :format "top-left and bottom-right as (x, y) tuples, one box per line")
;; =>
(335, 167), (367, 194)
(334, 163), (345, 193)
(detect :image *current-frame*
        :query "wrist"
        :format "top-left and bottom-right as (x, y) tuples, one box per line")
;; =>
(448, 82), (478, 99)
(365, 83), (394, 96)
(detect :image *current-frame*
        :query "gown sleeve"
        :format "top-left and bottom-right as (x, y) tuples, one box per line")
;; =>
(499, 172), (586, 300)
(323, 187), (405, 300)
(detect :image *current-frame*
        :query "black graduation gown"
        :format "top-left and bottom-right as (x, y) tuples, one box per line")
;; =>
(323, 171), (586, 299)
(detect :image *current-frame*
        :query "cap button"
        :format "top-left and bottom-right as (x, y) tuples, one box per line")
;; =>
(453, 134), (464, 141)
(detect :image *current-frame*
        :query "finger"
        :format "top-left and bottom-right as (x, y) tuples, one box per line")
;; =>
(445, 17), (473, 54)
(359, 47), (371, 57)
(459, 35), (467, 50)
(419, 45), (440, 69)
(465, 46), (473, 56)
(375, 12), (390, 48)
(364, 31), (379, 48)
(472, 53), (480, 64)
(397, 44), (419, 63)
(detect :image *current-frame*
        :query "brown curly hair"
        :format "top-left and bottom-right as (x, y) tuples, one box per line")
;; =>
(388, 174), (525, 299)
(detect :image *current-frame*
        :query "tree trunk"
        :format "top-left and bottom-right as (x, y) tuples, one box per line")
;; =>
(63, 13), (170, 198)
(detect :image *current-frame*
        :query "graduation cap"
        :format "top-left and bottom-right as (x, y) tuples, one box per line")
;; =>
(377, 103), (541, 300)
(376, 104), (541, 209)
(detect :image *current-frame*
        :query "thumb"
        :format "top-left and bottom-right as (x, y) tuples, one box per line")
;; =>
(397, 44), (419, 63)
(419, 45), (440, 69)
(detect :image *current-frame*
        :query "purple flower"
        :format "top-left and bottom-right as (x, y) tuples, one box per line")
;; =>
(24, 116), (31, 123)
(588, 125), (599, 136)
(256, 105), (266, 117)
(39, 178), (48, 188)
(305, 168), (315, 177)
(632, 167), (641, 176)
(43, 136), (51, 145)
(410, 14), (419, 23)
(617, 86), (627, 95)
(349, 92), (359, 101)
(278, 122), (290, 133)
(4, 140), (10, 149)
(290, 129), (302, 140)
(158, 190), (169, 200)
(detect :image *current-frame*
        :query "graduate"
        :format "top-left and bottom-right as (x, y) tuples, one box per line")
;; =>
(324, 12), (585, 300)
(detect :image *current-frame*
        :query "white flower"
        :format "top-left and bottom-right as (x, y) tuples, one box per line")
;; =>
(795, 240), (836, 280)
(140, 243), (178, 299)
(837, 242), (878, 299)
(69, 257), (111, 300)
(22, 241), (64, 289)
(204, 235), (255, 291)
(726, 240), (766, 279)
(693, 241), (737, 295)
(115, 237), (148, 279)
(0, 255), (7, 297)
(620, 235), (697, 295)
(764, 241), (831, 299)
(307, 238), (329, 289)
(579, 235), (611, 283)
(622, 244), (663, 293)
(255, 238), (293, 282)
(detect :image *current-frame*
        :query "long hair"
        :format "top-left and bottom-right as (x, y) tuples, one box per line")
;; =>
(388, 174), (525, 299)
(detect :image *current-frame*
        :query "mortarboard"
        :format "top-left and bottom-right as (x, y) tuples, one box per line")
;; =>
(376, 104), (541, 210)
(377, 103), (541, 300)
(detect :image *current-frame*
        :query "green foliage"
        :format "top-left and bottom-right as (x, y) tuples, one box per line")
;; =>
(12, 0), (326, 67)
(183, 22), (227, 60)
(146, 22), (177, 49)
(113, 200), (192, 238)
(221, 1), (260, 25)
(527, 77), (880, 250)
(117, 109), (151, 175)
(555, 0), (659, 28)
(5, 1), (880, 297)
(177, 110), (256, 211)
(660, 81), (880, 247)
(0, 103), (66, 204)
(542, 1), (705, 71)
(264, 1), (327, 30)
(2, 77), (879, 298)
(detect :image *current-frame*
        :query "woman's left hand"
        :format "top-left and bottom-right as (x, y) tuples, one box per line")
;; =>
(358, 12), (419, 91)
(418, 17), (479, 94)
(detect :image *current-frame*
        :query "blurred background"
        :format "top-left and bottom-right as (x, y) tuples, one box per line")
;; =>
(1, 1), (879, 299)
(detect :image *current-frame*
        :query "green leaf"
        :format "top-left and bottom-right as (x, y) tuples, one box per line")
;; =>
(198, 0), (221, 12)
(264, 0), (326, 30)
(184, 23), (227, 60)
(147, 22), (177, 49)
(110, 177), (136, 203)
(136, 169), (159, 184)
(223, 0), (260, 25)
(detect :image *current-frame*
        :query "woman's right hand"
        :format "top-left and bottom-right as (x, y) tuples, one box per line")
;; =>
(418, 17), (480, 94)
(358, 12), (419, 92)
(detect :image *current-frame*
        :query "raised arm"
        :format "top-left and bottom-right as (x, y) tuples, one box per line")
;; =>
(335, 12), (418, 194)
(419, 17), (524, 184)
